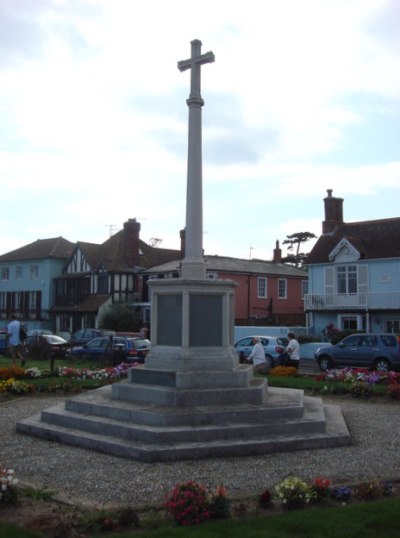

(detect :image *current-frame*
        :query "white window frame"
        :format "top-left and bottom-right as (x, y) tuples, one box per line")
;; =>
(278, 278), (287, 299)
(257, 277), (267, 298)
(1, 267), (9, 281)
(301, 279), (308, 299)
(30, 264), (39, 279)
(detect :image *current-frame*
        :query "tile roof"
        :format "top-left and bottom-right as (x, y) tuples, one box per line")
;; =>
(306, 217), (400, 264)
(49, 295), (111, 313)
(145, 255), (306, 277)
(0, 237), (75, 262)
(69, 233), (181, 273)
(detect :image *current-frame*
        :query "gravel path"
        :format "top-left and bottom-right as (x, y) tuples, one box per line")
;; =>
(1, 394), (400, 509)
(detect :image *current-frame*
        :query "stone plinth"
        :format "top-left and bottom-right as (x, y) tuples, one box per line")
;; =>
(146, 277), (237, 372)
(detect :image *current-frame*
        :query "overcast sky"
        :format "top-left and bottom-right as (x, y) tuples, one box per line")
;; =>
(1, 0), (399, 261)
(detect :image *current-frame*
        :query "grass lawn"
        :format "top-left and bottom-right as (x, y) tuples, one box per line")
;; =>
(1, 496), (400, 538)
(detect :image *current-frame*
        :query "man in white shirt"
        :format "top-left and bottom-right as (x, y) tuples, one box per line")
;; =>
(282, 332), (300, 370)
(7, 313), (25, 367)
(247, 337), (270, 375)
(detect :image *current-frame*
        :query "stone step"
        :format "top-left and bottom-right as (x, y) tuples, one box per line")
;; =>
(64, 386), (305, 427)
(37, 396), (325, 444)
(112, 377), (267, 406)
(16, 404), (350, 463)
(128, 364), (254, 389)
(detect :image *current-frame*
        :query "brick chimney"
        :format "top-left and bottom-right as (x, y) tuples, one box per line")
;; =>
(322, 189), (344, 234)
(123, 218), (141, 268)
(273, 240), (282, 262)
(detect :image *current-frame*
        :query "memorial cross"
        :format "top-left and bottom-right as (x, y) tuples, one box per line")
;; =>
(178, 39), (215, 103)
(178, 40), (214, 279)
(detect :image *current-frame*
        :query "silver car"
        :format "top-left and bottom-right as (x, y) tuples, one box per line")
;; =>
(234, 335), (289, 366)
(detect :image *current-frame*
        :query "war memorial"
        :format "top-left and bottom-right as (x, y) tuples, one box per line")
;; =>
(17, 40), (350, 461)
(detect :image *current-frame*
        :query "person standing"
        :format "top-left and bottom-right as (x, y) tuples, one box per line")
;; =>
(282, 332), (300, 369)
(7, 314), (25, 367)
(247, 337), (270, 375)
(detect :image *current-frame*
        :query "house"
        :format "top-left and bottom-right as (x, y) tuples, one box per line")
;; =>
(304, 190), (400, 337)
(0, 237), (75, 330)
(145, 239), (308, 327)
(51, 219), (181, 334)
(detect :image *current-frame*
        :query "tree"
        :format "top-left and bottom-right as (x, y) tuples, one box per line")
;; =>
(98, 302), (139, 331)
(282, 232), (317, 267)
(149, 237), (162, 248)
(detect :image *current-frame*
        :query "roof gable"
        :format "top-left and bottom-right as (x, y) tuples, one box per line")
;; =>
(306, 217), (400, 264)
(0, 237), (74, 263)
(329, 238), (360, 262)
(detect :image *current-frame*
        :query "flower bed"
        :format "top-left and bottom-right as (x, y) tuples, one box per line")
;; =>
(0, 363), (132, 396)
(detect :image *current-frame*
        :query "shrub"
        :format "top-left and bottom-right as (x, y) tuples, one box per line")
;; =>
(331, 486), (352, 502)
(274, 477), (314, 509)
(350, 381), (373, 399)
(164, 481), (211, 526)
(0, 366), (25, 380)
(387, 384), (400, 400)
(259, 488), (273, 509)
(269, 366), (298, 377)
(310, 477), (331, 502)
(0, 469), (19, 504)
(209, 486), (230, 519)
(355, 480), (384, 501)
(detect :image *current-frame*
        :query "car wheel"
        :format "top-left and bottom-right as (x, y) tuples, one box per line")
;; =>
(318, 355), (332, 372)
(373, 358), (391, 373)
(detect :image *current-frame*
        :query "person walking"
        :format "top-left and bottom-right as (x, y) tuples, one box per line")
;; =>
(280, 332), (300, 369)
(247, 337), (270, 375)
(7, 314), (25, 367)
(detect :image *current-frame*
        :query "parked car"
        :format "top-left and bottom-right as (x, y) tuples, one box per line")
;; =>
(0, 329), (8, 356)
(234, 335), (289, 366)
(25, 334), (70, 360)
(314, 333), (400, 372)
(69, 328), (115, 346)
(27, 329), (53, 337)
(68, 335), (151, 363)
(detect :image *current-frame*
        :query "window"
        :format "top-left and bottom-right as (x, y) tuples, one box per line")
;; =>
(257, 277), (267, 298)
(28, 291), (37, 310)
(386, 320), (400, 334)
(301, 280), (308, 299)
(278, 279), (287, 299)
(30, 264), (39, 279)
(1, 267), (9, 281)
(337, 265), (357, 294)
(15, 266), (22, 279)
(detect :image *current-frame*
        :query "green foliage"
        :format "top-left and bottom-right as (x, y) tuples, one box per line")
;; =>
(98, 302), (139, 331)
(330, 329), (363, 345)
(282, 231), (317, 267)
(297, 334), (324, 344)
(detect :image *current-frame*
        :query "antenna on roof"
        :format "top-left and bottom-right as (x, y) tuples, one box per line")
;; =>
(249, 246), (255, 259)
(105, 224), (116, 237)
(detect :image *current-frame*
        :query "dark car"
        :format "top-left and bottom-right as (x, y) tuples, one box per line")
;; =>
(0, 329), (8, 356)
(314, 333), (400, 372)
(234, 335), (289, 366)
(68, 335), (151, 363)
(25, 334), (70, 360)
(69, 328), (115, 346)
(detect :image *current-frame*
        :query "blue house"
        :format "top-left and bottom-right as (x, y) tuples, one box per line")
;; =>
(0, 237), (74, 331)
(305, 190), (400, 337)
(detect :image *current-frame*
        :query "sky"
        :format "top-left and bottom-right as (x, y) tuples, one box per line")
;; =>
(0, 0), (399, 262)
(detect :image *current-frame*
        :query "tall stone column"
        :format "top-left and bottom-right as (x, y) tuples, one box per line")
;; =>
(178, 39), (214, 280)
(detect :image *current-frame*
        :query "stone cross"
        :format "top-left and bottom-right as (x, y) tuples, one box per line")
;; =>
(178, 40), (215, 280)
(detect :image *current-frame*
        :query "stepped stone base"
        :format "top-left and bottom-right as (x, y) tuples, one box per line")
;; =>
(16, 364), (351, 462)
